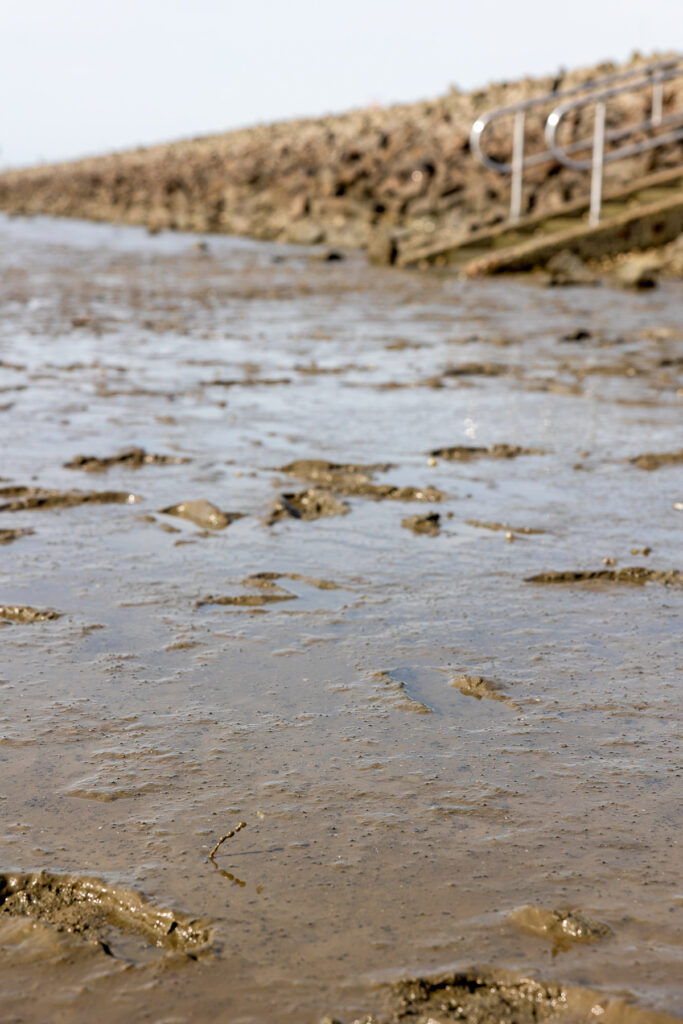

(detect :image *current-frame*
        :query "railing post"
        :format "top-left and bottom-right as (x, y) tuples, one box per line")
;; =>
(589, 101), (606, 226)
(652, 75), (663, 126)
(510, 110), (526, 223)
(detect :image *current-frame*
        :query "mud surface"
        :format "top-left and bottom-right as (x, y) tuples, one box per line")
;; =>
(0, 215), (681, 1024)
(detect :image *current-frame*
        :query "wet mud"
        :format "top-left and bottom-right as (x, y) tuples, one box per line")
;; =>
(629, 449), (683, 470)
(278, 460), (445, 502)
(64, 446), (190, 471)
(429, 444), (545, 461)
(0, 486), (139, 512)
(346, 968), (679, 1024)
(159, 499), (242, 529)
(0, 216), (681, 1024)
(466, 519), (545, 535)
(0, 871), (211, 960)
(0, 527), (34, 545)
(510, 905), (612, 953)
(450, 673), (518, 709)
(401, 512), (441, 536)
(526, 567), (683, 587)
(268, 488), (351, 522)
(0, 605), (61, 623)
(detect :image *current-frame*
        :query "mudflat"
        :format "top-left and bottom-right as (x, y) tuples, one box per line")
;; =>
(0, 214), (681, 1024)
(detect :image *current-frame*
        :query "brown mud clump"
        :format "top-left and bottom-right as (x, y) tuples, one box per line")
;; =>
(160, 499), (242, 530)
(430, 444), (545, 462)
(0, 871), (211, 960)
(526, 566), (683, 587)
(0, 527), (34, 545)
(629, 449), (683, 471)
(451, 673), (518, 709)
(510, 905), (612, 953)
(65, 446), (190, 471)
(0, 605), (61, 624)
(277, 459), (444, 502)
(268, 488), (350, 523)
(0, 486), (139, 512)
(401, 512), (441, 535)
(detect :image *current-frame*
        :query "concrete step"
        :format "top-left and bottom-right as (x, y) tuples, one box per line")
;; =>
(397, 165), (683, 271)
(464, 192), (683, 276)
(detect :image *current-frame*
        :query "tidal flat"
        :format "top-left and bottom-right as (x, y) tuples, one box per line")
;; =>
(0, 214), (681, 1023)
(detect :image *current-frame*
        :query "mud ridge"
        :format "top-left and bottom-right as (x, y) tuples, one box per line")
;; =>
(430, 444), (545, 462)
(268, 489), (351, 523)
(0, 871), (212, 959)
(65, 447), (190, 471)
(0, 527), (34, 545)
(0, 605), (61, 623)
(510, 905), (612, 952)
(466, 519), (545, 535)
(629, 449), (683, 470)
(277, 460), (444, 502)
(343, 967), (676, 1024)
(450, 674), (518, 709)
(0, 486), (139, 512)
(526, 566), (683, 586)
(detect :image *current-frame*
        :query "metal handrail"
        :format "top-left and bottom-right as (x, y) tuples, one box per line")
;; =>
(546, 65), (683, 224)
(470, 56), (683, 222)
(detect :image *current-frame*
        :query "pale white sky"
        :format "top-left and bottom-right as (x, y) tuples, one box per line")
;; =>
(1, 0), (681, 168)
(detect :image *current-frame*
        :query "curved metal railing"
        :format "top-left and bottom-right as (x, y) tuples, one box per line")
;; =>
(470, 56), (683, 223)
(546, 64), (683, 224)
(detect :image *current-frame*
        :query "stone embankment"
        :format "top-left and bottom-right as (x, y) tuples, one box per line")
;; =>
(1, 55), (681, 259)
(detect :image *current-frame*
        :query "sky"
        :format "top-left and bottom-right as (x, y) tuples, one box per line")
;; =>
(1, 0), (681, 168)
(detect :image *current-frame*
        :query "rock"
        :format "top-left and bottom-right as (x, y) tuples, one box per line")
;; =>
(546, 249), (595, 286)
(366, 229), (398, 266)
(614, 254), (661, 288)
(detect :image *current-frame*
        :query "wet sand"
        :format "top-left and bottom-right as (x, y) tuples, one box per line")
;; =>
(0, 214), (681, 1023)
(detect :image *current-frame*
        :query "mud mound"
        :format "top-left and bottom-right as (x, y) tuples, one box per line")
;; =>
(0, 871), (212, 960)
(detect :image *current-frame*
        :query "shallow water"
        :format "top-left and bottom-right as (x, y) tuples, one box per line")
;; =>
(0, 214), (681, 1023)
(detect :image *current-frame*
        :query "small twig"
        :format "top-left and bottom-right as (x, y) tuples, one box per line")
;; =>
(209, 820), (247, 861)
